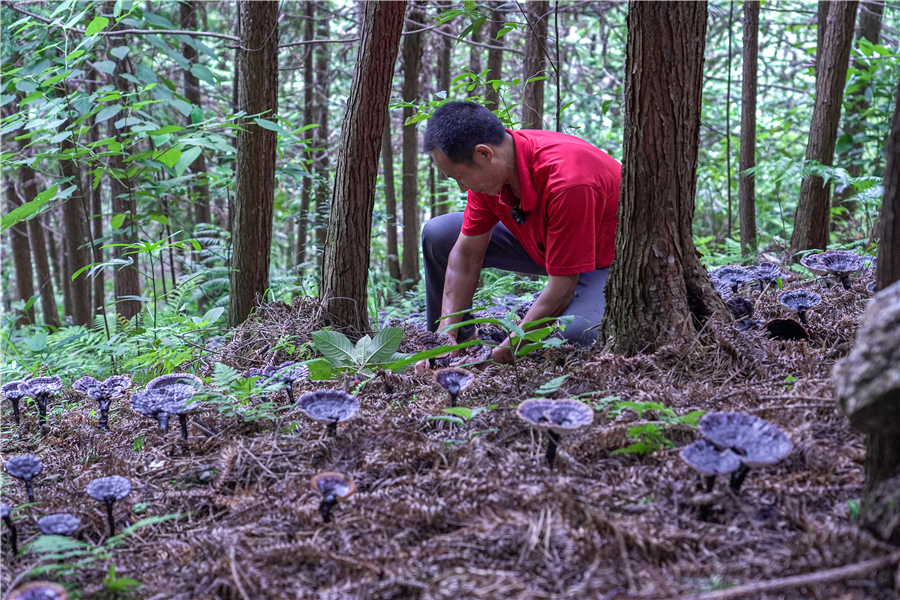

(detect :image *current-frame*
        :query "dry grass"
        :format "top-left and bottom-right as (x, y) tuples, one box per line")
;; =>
(1, 275), (896, 599)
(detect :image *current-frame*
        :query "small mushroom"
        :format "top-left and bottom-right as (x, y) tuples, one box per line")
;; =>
(22, 376), (62, 425)
(699, 412), (792, 492)
(709, 278), (733, 300)
(818, 250), (863, 290)
(310, 472), (356, 523)
(130, 384), (196, 436)
(6, 454), (43, 502)
(146, 372), (203, 390)
(433, 367), (474, 407)
(415, 331), (454, 368)
(2, 380), (27, 425)
(749, 262), (783, 289)
(516, 399), (594, 466)
(680, 439), (742, 493)
(86, 475), (132, 536)
(6, 582), (69, 600)
(73, 375), (133, 430)
(2, 502), (18, 555)
(160, 392), (202, 441)
(799, 253), (828, 276)
(271, 362), (311, 403)
(296, 390), (359, 436)
(765, 318), (809, 341)
(725, 297), (758, 330)
(38, 513), (80, 536)
(778, 290), (822, 325)
(710, 266), (755, 294)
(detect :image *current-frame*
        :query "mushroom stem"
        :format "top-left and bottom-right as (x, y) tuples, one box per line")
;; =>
(98, 400), (110, 431)
(36, 399), (47, 425)
(178, 415), (189, 440)
(24, 481), (34, 503)
(730, 464), (750, 492)
(319, 494), (337, 523)
(11, 400), (20, 426)
(3, 516), (17, 555)
(839, 275), (852, 290)
(157, 413), (170, 435)
(285, 384), (294, 404)
(704, 475), (716, 493)
(449, 392), (458, 408)
(105, 500), (116, 536)
(797, 310), (808, 325)
(326, 420), (338, 437)
(545, 431), (560, 466)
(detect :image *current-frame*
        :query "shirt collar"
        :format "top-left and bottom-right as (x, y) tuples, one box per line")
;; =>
(498, 130), (538, 212)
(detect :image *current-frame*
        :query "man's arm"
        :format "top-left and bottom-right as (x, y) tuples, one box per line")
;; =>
(439, 230), (491, 341)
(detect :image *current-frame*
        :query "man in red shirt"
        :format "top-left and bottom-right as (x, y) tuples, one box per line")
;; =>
(421, 101), (620, 365)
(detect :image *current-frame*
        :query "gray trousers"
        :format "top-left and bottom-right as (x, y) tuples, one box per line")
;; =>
(422, 212), (609, 345)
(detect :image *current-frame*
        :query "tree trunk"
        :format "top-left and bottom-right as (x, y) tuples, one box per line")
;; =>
(876, 72), (900, 290)
(314, 8), (330, 275)
(601, 1), (727, 356)
(400, 1), (424, 290)
(4, 176), (35, 326)
(790, 1), (859, 257)
(382, 110), (401, 282)
(59, 131), (94, 326)
(522, 0), (549, 129)
(87, 73), (105, 317)
(59, 230), (74, 320)
(435, 10), (453, 217)
(816, 1), (831, 77)
(322, 0), (406, 333)
(739, 0), (759, 256)
(180, 0), (211, 225)
(228, 0), (279, 328)
(485, 2), (505, 110)
(468, 15), (482, 89)
(19, 157), (60, 328)
(297, 0), (315, 272)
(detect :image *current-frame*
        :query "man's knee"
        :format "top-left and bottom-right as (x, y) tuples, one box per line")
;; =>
(422, 212), (463, 256)
(560, 315), (599, 346)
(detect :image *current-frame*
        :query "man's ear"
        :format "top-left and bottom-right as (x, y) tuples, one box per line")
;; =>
(472, 143), (494, 162)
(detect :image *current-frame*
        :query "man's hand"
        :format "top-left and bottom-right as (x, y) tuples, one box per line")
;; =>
(491, 342), (514, 365)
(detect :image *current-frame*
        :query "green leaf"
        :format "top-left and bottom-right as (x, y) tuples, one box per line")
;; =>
(536, 374), (570, 397)
(135, 64), (158, 84)
(303, 357), (333, 381)
(190, 63), (216, 85)
(354, 335), (373, 365)
(148, 125), (184, 135)
(367, 327), (404, 364)
(92, 60), (117, 75)
(1, 185), (58, 233)
(254, 118), (288, 135)
(173, 146), (202, 176)
(18, 91), (44, 105)
(442, 407), (473, 420)
(155, 147), (181, 168)
(426, 415), (465, 427)
(311, 330), (356, 367)
(385, 340), (483, 372)
(24, 331), (48, 352)
(85, 16), (109, 35)
(110, 213), (127, 230)
(110, 46), (129, 60)
(50, 131), (72, 144)
(200, 306), (225, 324)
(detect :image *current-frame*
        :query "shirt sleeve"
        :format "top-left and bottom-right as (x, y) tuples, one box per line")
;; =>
(543, 185), (603, 276)
(461, 191), (500, 236)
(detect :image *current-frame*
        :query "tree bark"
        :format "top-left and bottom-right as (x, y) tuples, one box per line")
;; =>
(485, 2), (505, 110)
(87, 72), (105, 317)
(816, 1), (831, 78)
(739, 0), (760, 256)
(59, 130), (94, 326)
(314, 6), (330, 274)
(228, 0), (279, 328)
(296, 0), (315, 272)
(382, 110), (401, 282)
(790, 1), (859, 257)
(435, 8), (453, 217)
(19, 153), (60, 328)
(322, 0), (406, 333)
(180, 0), (211, 225)
(875, 71), (900, 290)
(468, 15), (482, 90)
(601, 1), (727, 356)
(4, 176), (35, 326)
(400, 1), (425, 290)
(522, 0), (549, 130)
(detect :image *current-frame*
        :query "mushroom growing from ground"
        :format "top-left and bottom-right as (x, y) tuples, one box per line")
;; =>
(433, 367), (474, 407)
(748, 262), (783, 289)
(415, 331), (454, 369)
(817, 250), (863, 290)
(296, 390), (359, 436)
(2, 380), (27, 426)
(699, 412), (793, 492)
(710, 266), (755, 294)
(6, 582), (69, 600)
(2, 502), (17, 555)
(271, 362), (311, 403)
(516, 399), (594, 466)
(800, 253), (828, 277)
(38, 513), (80, 537)
(778, 290), (822, 325)
(310, 472), (356, 523)
(130, 384), (197, 437)
(709, 278), (733, 300)
(73, 375), (133, 431)
(725, 297), (759, 330)
(6, 454), (43, 502)
(86, 475), (132, 536)
(765, 318), (809, 341)
(22, 376), (62, 425)
(680, 438), (742, 493)
(146, 372), (203, 390)
(160, 391), (202, 440)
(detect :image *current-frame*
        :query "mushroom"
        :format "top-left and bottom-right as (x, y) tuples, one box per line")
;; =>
(778, 290), (822, 325)
(73, 375), (133, 431)
(749, 262), (783, 289)
(725, 297), (758, 330)
(709, 278), (733, 300)
(130, 384), (196, 436)
(699, 412), (793, 492)
(85, 475), (132, 536)
(2, 380), (27, 425)
(271, 362), (311, 403)
(2, 502), (17, 555)
(310, 472), (356, 523)
(765, 318), (809, 341)
(710, 266), (755, 294)
(146, 372), (203, 390)
(22, 376), (62, 425)
(818, 250), (863, 290)
(160, 391), (203, 440)
(415, 331), (454, 369)
(799, 253), (828, 277)
(6, 582), (69, 600)
(296, 390), (359, 436)
(433, 367), (474, 407)
(680, 438), (742, 493)
(516, 399), (594, 466)
(867, 282), (877, 294)
(6, 454), (43, 502)
(38, 513), (80, 537)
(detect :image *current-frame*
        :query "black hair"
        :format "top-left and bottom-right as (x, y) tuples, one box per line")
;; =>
(422, 101), (507, 165)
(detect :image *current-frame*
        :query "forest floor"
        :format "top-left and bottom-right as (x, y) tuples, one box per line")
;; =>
(1, 273), (898, 600)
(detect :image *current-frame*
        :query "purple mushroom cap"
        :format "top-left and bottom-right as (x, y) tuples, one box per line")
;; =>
(516, 399), (594, 436)
(86, 475), (132, 503)
(6, 454), (43, 482)
(2, 380), (27, 401)
(710, 266), (755, 291)
(146, 373), (202, 391)
(680, 439), (742, 476)
(699, 412), (793, 468)
(38, 513), (80, 536)
(296, 390), (359, 425)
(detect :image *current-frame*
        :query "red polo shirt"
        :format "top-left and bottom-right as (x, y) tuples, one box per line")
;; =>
(461, 129), (620, 276)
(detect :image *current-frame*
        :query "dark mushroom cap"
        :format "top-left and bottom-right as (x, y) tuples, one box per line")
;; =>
(160, 389), (202, 416)
(129, 391), (166, 419)
(699, 412), (793, 468)
(516, 399), (594, 436)
(1, 502), (10, 519)
(6, 454), (44, 481)
(73, 375), (132, 400)
(310, 472), (356, 499)
(818, 250), (862, 276)
(778, 290), (822, 313)
(146, 372), (202, 390)
(710, 266), (755, 288)
(800, 253), (828, 276)
(6, 582), (69, 600)
(725, 297), (755, 321)
(765, 318), (809, 341)
(38, 513), (80, 536)
(2, 380), (27, 400)
(72, 376), (101, 397)
(433, 368), (474, 397)
(273, 362), (310, 385)
(414, 331), (452, 351)
(296, 390), (359, 425)
(679, 439), (742, 476)
(749, 262), (783, 285)
(86, 475), (132, 503)
(24, 376), (63, 397)
(709, 278), (733, 300)
(130, 385), (196, 419)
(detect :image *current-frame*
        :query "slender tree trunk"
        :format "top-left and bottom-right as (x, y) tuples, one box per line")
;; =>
(59, 131), (93, 326)
(4, 176), (35, 326)
(400, 1), (425, 290)
(228, 0), (279, 328)
(382, 110), (401, 282)
(296, 0), (315, 272)
(601, 1), (727, 356)
(87, 73), (105, 317)
(180, 0), (211, 225)
(314, 7), (330, 275)
(790, 1), (859, 257)
(817, 1), (831, 77)
(435, 10), (453, 217)
(322, 0), (406, 333)
(19, 157), (60, 328)
(59, 230), (74, 320)
(522, 0), (549, 129)
(468, 15), (482, 91)
(485, 2), (505, 110)
(875, 72), (900, 290)
(739, 0), (760, 256)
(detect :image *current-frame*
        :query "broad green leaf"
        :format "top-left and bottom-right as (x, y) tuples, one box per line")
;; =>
(155, 147), (181, 168)
(110, 46), (129, 60)
(24, 331), (48, 352)
(50, 131), (72, 144)
(385, 340), (482, 372)
(442, 407), (473, 420)
(200, 306), (225, 324)
(173, 146), (202, 176)
(85, 16), (109, 35)
(92, 60), (117, 75)
(18, 91), (44, 105)
(190, 63), (216, 85)
(355, 335), (373, 365)
(110, 213), (126, 230)
(148, 125), (183, 135)
(1, 185), (58, 233)
(367, 327), (404, 364)
(169, 98), (192, 116)
(311, 330), (356, 367)
(135, 64), (158, 84)
(96, 105), (120, 122)
(303, 357), (333, 381)
(535, 374), (570, 397)
(254, 118), (288, 135)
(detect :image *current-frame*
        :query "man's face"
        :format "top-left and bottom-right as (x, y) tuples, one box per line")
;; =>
(430, 146), (504, 197)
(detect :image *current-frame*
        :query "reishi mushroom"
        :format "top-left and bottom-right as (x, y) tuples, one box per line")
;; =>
(748, 262), (783, 289)
(296, 390), (359, 436)
(271, 362), (311, 403)
(765, 318), (809, 341)
(433, 367), (474, 407)
(146, 372), (203, 390)
(2, 502), (18, 555)
(800, 253), (828, 276)
(2, 380), (27, 426)
(86, 475), (132, 536)
(710, 266), (755, 294)
(516, 399), (594, 466)
(130, 384), (197, 436)
(709, 278), (733, 300)
(725, 297), (758, 330)
(6, 454), (43, 502)
(310, 472), (356, 523)
(6, 582), (69, 600)
(38, 513), (80, 537)
(680, 438), (742, 493)
(817, 250), (862, 290)
(22, 376), (62, 425)
(73, 375), (133, 431)
(778, 290), (822, 325)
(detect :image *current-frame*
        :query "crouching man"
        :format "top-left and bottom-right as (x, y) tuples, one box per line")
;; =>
(420, 101), (621, 366)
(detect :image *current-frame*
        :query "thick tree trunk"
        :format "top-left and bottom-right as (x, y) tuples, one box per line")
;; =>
(876, 72), (900, 290)
(790, 1), (859, 257)
(485, 2), (505, 110)
(314, 8), (330, 274)
(816, 1), (831, 77)
(19, 158), (60, 328)
(382, 110), (401, 282)
(400, 1), (424, 290)
(522, 0), (549, 129)
(180, 0), (211, 225)
(297, 0), (315, 272)
(59, 133), (93, 326)
(601, 1), (727, 356)
(739, 0), (759, 256)
(322, 0), (406, 333)
(228, 0), (279, 328)
(4, 176), (35, 326)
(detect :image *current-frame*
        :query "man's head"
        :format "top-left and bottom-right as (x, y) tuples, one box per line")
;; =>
(423, 101), (514, 196)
